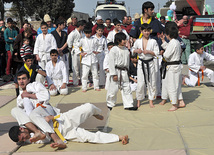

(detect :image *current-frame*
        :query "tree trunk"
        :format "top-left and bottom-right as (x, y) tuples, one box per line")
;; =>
(15, 1), (23, 26)
(0, 0), (4, 20)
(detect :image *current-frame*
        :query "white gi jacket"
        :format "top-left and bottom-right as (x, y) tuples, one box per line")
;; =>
(45, 59), (68, 86)
(108, 46), (129, 76)
(188, 52), (214, 73)
(107, 29), (129, 43)
(17, 82), (50, 108)
(92, 34), (108, 55)
(34, 34), (57, 62)
(67, 28), (84, 55)
(162, 39), (182, 71)
(131, 38), (159, 59)
(79, 36), (98, 66)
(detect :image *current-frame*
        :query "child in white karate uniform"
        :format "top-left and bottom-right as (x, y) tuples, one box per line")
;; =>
(34, 22), (57, 70)
(184, 43), (214, 87)
(79, 26), (100, 92)
(92, 25), (108, 88)
(103, 42), (114, 90)
(106, 32), (137, 111)
(46, 49), (68, 96)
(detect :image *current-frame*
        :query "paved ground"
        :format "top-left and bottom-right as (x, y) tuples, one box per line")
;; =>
(0, 64), (214, 155)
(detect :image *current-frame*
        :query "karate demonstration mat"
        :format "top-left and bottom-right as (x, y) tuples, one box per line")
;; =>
(12, 85), (214, 155)
(0, 95), (16, 108)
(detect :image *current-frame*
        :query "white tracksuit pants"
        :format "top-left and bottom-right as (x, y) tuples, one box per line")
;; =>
(136, 60), (156, 101)
(49, 79), (68, 96)
(81, 63), (99, 91)
(161, 68), (183, 104)
(72, 53), (81, 86)
(185, 68), (214, 87)
(97, 53), (106, 86)
(106, 70), (134, 108)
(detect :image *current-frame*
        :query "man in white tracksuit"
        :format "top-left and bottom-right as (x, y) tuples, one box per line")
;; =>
(46, 49), (68, 96)
(34, 22), (57, 70)
(184, 43), (214, 87)
(92, 25), (108, 87)
(132, 24), (159, 108)
(67, 20), (86, 86)
(9, 103), (129, 149)
(106, 32), (137, 111)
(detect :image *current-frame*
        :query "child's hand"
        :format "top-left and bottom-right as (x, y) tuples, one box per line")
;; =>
(113, 75), (118, 82)
(50, 84), (57, 90)
(105, 69), (109, 72)
(93, 51), (99, 54)
(36, 54), (41, 62)
(21, 92), (31, 98)
(134, 79), (137, 83)
(143, 50), (149, 54)
(200, 66), (206, 71)
(137, 49), (143, 54)
(45, 116), (53, 122)
(14, 53), (18, 56)
(160, 50), (164, 55)
(60, 83), (66, 89)
(80, 52), (86, 56)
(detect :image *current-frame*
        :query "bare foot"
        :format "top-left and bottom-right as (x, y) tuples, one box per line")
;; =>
(168, 105), (178, 111)
(50, 140), (66, 149)
(29, 131), (46, 143)
(95, 89), (101, 91)
(159, 99), (166, 105)
(149, 100), (155, 108)
(82, 90), (87, 92)
(93, 114), (104, 120)
(119, 135), (128, 145)
(178, 100), (186, 108)
(182, 75), (187, 85)
(137, 101), (141, 108)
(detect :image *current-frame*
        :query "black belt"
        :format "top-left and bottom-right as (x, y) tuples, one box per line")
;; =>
(115, 66), (129, 89)
(139, 58), (153, 87)
(161, 60), (181, 79)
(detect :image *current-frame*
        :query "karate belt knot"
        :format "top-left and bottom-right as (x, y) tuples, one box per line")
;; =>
(52, 115), (67, 144)
(139, 58), (153, 87)
(189, 68), (204, 86)
(36, 103), (46, 108)
(115, 66), (129, 90)
(161, 60), (181, 79)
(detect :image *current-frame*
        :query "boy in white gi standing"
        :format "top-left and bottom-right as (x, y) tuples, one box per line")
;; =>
(107, 18), (129, 43)
(106, 32), (137, 111)
(132, 24), (159, 108)
(159, 26), (185, 111)
(67, 20), (86, 86)
(34, 22), (57, 70)
(183, 43), (214, 87)
(92, 24), (108, 88)
(46, 49), (68, 96)
(79, 26), (100, 92)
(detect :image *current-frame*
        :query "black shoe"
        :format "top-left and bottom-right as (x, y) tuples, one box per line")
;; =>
(107, 106), (112, 111)
(125, 107), (138, 111)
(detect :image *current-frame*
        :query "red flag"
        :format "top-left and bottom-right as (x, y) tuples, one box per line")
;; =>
(186, 0), (201, 15)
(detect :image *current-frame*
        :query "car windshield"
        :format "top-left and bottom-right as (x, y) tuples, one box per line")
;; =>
(96, 10), (126, 21)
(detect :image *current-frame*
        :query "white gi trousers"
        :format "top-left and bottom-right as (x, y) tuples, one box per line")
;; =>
(185, 68), (214, 87)
(161, 66), (183, 104)
(154, 56), (162, 96)
(97, 53), (105, 86)
(49, 79), (68, 96)
(72, 53), (81, 86)
(106, 69), (134, 108)
(136, 60), (156, 101)
(105, 72), (110, 90)
(81, 63), (99, 91)
(60, 53), (70, 79)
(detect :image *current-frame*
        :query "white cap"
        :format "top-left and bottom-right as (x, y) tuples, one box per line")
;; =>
(95, 15), (102, 21)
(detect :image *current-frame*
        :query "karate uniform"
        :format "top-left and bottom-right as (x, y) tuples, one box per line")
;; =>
(67, 28), (84, 85)
(79, 36), (99, 91)
(12, 82), (56, 126)
(161, 39), (183, 105)
(103, 52), (110, 90)
(46, 59), (68, 96)
(185, 52), (214, 86)
(92, 34), (108, 86)
(132, 38), (159, 101)
(34, 33), (57, 70)
(107, 29), (129, 43)
(15, 103), (120, 144)
(129, 61), (138, 92)
(106, 46), (134, 108)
